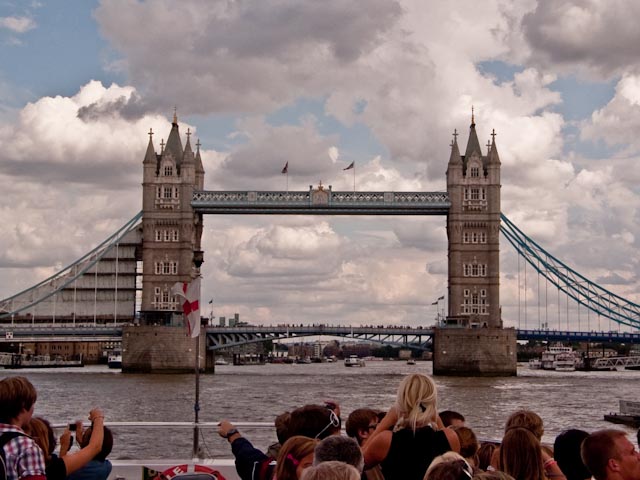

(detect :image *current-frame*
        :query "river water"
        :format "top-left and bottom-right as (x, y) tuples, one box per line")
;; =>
(7, 361), (640, 459)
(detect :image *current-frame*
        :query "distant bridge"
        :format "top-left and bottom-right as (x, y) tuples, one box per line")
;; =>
(3, 324), (639, 351)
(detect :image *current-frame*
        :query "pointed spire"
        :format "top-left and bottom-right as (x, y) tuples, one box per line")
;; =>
(173, 106), (178, 125)
(143, 128), (157, 164)
(488, 128), (501, 165)
(195, 138), (204, 174)
(464, 114), (482, 160)
(448, 129), (462, 166)
(182, 128), (195, 165)
(164, 112), (183, 165)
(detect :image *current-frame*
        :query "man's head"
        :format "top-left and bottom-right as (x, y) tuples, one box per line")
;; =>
(345, 408), (380, 446)
(288, 404), (341, 439)
(275, 411), (291, 444)
(504, 409), (544, 441)
(554, 429), (591, 480)
(0, 376), (37, 426)
(80, 426), (114, 461)
(440, 410), (466, 428)
(313, 435), (364, 473)
(582, 429), (640, 480)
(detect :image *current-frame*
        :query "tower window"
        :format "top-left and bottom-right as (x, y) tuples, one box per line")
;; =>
(470, 166), (479, 178)
(164, 166), (173, 176)
(463, 263), (487, 277)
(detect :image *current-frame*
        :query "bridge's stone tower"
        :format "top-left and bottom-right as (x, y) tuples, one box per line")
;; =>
(140, 113), (204, 325)
(434, 116), (516, 376)
(124, 114), (212, 373)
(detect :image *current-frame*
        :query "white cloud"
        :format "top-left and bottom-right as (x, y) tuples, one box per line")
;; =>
(581, 74), (640, 153)
(0, 16), (36, 34)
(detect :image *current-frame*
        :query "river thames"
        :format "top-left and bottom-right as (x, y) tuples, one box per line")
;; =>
(9, 361), (640, 459)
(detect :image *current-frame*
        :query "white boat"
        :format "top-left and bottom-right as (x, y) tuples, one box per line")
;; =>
(554, 353), (576, 371)
(107, 352), (122, 369)
(344, 355), (365, 367)
(406, 359), (416, 365)
(528, 358), (542, 369)
(214, 357), (229, 366)
(540, 345), (578, 370)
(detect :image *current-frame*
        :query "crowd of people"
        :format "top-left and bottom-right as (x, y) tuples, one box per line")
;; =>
(217, 373), (640, 480)
(2, 373), (639, 480)
(0, 376), (112, 480)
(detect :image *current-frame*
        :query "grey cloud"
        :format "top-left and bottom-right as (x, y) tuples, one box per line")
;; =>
(77, 92), (151, 122)
(191, 1), (404, 62)
(521, 0), (640, 77)
(0, 156), (139, 189)
(95, 0), (404, 114)
(595, 272), (635, 286)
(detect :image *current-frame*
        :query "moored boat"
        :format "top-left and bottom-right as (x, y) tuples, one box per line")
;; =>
(528, 358), (542, 369)
(344, 355), (365, 367)
(3, 353), (83, 369)
(108, 352), (122, 369)
(554, 353), (576, 371)
(604, 400), (640, 428)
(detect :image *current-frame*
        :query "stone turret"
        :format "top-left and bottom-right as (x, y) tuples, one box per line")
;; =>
(435, 111), (515, 376)
(140, 113), (203, 326)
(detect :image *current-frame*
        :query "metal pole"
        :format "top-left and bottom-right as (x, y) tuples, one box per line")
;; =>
(193, 334), (201, 458)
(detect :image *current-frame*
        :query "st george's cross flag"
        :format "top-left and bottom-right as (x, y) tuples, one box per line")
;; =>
(171, 278), (201, 338)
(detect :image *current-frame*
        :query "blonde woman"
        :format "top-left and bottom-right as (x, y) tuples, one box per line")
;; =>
(363, 374), (460, 480)
(275, 436), (318, 480)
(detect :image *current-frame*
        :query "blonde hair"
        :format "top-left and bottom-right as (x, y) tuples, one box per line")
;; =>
(505, 409), (544, 440)
(395, 373), (438, 432)
(301, 461), (360, 480)
(426, 451), (467, 477)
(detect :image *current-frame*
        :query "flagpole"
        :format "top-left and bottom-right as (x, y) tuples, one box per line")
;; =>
(286, 171), (289, 193)
(353, 164), (355, 194)
(193, 330), (200, 458)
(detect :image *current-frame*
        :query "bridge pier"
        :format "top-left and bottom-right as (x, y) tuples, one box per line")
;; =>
(432, 327), (517, 376)
(122, 325), (214, 373)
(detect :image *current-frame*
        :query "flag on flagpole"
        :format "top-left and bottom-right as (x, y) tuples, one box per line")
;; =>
(208, 299), (213, 304)
(431, 300), (439, 305)
(343, 161), (355, 171)
(281, 161), (288, 174)
(171, 278), (201, 338)
(437, 295), (445, 301)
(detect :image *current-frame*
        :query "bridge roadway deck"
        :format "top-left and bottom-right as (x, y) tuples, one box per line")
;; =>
(191, 190), (451, 215)
(2, 324), (639, 348)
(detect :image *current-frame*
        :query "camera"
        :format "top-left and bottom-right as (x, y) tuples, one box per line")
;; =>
(68, 423), (77, 431)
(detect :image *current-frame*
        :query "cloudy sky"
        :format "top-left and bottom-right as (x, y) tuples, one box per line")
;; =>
(1, 0), (638, 331)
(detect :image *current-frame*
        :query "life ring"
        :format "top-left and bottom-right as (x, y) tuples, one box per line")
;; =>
(147, 464), (226, 480)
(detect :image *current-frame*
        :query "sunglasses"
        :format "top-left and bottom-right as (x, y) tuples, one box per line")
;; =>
(457, 459), (473, 479)
(315, 410), (340, 439)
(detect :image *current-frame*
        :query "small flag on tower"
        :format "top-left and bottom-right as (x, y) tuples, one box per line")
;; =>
(437, 295), (445, 301)
(171, 278), (201, 338)
(343, 161), (355, 171)
(281, 162), (289, 174)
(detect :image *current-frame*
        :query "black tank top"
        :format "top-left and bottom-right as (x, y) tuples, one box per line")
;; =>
(381, 426), (452, 480)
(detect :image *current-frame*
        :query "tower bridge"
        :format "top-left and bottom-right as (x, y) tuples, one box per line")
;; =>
(2, 113), (639, 375)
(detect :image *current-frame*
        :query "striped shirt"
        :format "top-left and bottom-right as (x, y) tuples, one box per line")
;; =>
(0, 424), (46, 480)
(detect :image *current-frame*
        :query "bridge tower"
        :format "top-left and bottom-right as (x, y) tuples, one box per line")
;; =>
(124, 113), (210, 372)
(434, 114), (516, 376)
(140, 112), (204, 325)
